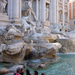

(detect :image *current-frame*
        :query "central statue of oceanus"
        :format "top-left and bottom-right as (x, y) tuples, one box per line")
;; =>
(23, 0), (37, 21)
(0, 0), (7, 13)
(21, 0), (37, 32)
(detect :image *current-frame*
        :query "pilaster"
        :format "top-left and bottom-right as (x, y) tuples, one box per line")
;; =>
(51, 0), (56, 25)
(40, 0), (46, 23)
(8, 0), (21, 24)
(36, 0), (38, 21)
(71, 2), (73, 19)
(63, 0), (64, 25)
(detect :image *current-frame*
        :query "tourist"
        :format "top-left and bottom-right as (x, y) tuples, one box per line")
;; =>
(20, 68), (24, 75)
(34, 71), (38, 75)
(26, 69), (31, 75)
(13, 73), (16, 75)
(13, 67), (21, 75)
(41, 73), (45, 75)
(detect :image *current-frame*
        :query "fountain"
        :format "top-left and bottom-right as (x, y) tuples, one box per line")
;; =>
(0, 0), (75, 75)
(0, 0), (62, 63)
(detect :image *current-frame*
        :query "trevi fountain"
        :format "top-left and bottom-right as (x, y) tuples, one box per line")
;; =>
(0, 0), (75, 75)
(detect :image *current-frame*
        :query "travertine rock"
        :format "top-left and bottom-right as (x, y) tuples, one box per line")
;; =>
(0, 68), (8, 74)
(1, 42), (27, 63)
(2, 42), (26, 55)
(26, 43), (62, 59)
(8, 65), (24, 72)
(56, 38), (75, 53)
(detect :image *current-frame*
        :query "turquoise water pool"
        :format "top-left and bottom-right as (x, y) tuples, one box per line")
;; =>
(1, 54), (75, 75)
(25, 54), (75, 75)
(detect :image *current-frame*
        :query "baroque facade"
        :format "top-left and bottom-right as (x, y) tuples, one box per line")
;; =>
(69, 0), (75, 30)
(50, 0), (69, 26)
(0, 0), (69, 27)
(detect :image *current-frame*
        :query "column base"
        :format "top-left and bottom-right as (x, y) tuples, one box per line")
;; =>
(0, 13), (10, 26)
(9, 18), (21, 26)
(41, 21), (50, 27)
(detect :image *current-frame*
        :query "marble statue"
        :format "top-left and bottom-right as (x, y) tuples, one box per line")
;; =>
(53, 23), (62, 33)
(5, 24), (24, 39)
(0, 0), (7, 13)
(21, 0), (37, 33)
(46, 5), (50, 21)
(62, 25), (69, 33)
(21, 16), (30, 32)
(23, 0), (37, 21)
(50, 23), (70, 35)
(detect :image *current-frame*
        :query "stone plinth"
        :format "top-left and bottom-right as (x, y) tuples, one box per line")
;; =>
(0, 13), (9, 26)
(0, 13), (9, 20)
(45, 21), (50, 26)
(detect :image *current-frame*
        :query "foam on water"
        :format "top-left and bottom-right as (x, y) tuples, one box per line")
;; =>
(66, 52), (75, 54)
(56, 52), (75, 55)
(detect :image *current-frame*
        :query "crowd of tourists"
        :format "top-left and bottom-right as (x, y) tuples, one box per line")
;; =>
(13, 67), (45, 75)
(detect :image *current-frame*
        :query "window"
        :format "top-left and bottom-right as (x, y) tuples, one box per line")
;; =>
(59, 13), (62, 21)
(74, 21), (75, 24)
(65, 15), (68, 22)
(59, 10), (63, 21)
(74, 10), (75, 16)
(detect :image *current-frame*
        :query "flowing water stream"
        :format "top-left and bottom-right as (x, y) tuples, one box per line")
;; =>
(1, 54), (75, 75)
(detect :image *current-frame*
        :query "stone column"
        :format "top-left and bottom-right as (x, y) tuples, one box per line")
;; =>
(36, 0), (38, 20)
(12, 0), (21, 19)
(40, 0), (46, 23)
(56, 0), (59, 23)
(8, 0), (13, 19)
(68, 2), (69, 24)
(71, 2), (73, 19)
(51, 0), (56, 25)
(50, 0), (52, 25)
(8, 0), (22, 24)
(8, 0), (21, 20)
(49, 3), (50, 24)
(63, 0), (64, 25)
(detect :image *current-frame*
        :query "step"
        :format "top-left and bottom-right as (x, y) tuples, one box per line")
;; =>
(0, 22), (9, 26)
(0, 13), (8, 16)
(0, 13), (9, 20)
(0, 19), (9, 22)
(0, 17), (9, 20)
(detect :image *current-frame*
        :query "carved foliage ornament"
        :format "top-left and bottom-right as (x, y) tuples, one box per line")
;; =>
(0, 0), (7, 13)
